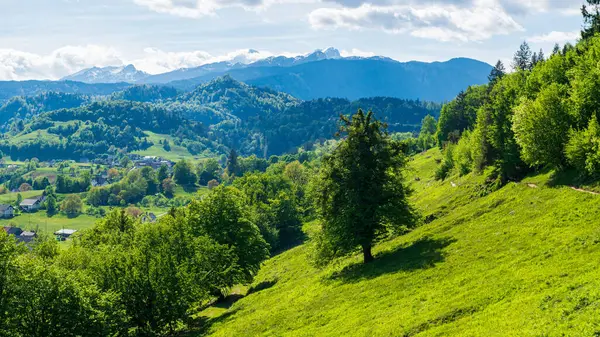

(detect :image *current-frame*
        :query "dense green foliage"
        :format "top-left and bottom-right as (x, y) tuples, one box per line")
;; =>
(314, 110), (418, 264)
(432, 27), (600, 186)
(0, 76), (440, 161)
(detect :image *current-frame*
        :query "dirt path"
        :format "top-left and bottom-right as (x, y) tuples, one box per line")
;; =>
(570, 186), (600, 195)
(524, 182), (598, 195)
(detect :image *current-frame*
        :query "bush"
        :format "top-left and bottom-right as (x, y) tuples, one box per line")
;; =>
(435, 145), (455, 180)
(454, 130), (474, 176)
(565, 116), (600, 177)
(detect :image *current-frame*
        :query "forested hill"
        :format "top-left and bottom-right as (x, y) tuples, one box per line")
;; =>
(0, 76), (441, 161)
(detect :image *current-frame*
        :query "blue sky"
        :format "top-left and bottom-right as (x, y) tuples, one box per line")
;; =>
(0, 0), (584, 80)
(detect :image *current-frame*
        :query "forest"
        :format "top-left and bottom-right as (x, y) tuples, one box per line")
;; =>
(0, 76), (440, 161)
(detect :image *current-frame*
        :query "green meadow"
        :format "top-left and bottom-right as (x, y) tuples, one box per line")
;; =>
(193, 148), (600, 336)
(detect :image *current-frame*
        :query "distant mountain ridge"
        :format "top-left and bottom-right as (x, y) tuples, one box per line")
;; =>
(1, 48), (492, 104)
(61, 64), (149, 83)
(168, 57), (493, 102)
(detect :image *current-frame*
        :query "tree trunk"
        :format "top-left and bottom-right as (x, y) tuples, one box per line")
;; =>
(362, 244), (374, 264)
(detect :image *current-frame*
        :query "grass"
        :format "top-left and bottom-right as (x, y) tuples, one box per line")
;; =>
(0, 211), (101, 233)
(10, 130), (60, 144)
(193, 148), (600, 336)
(132, 131), (196, 162)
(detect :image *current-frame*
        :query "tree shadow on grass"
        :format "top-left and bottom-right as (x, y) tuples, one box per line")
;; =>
(327, 236), (456, 284)
(247, 278), (278, 295)
(213, 293), (245, 310)
(182, 184), (199, 193)
(180, 309), (239, 336)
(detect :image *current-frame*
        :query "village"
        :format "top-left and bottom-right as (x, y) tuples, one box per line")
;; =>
(0, 154), (174, 244)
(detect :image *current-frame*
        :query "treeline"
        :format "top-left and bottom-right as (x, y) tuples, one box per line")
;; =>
(433, 4), (600, 187)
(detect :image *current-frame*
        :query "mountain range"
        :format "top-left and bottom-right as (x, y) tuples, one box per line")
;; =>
(62, 64), (149, 83)
(45, 48), (492, 102)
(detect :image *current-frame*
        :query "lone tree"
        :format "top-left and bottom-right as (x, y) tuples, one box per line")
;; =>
(512, 41), (532, 71)
(315, 110), (418, 264)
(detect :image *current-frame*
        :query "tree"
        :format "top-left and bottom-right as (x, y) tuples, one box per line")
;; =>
(15, 194), (22, 207)
(513, 41), (533, 71)
(5, 255), (112, 337)
(61, 195), (83, 217)
(56, 175), (67, 193)
(531, 52), (538, 67)
(538, 48), (545, 62)
(32, 177), (50, 190)
(46, 195), (57, 216)
(488, 60), (506, 84)
(184, 186), (269, 284)
(125, 205), (143, 218)
(161, 178), (175, 197)
(173, 160), (196, 186)
(139, 166), (159, 195)
(207, 179), (219, 190)
(417, 115), (437, 151)
(107, 168), (119, 182)
(197, 159), (222, 185)
(226, 149), (239, 177)
(552, 43), (561, 55)
(18, 183), (32, 192)
(157, 164), (169, 182)
(314, 110), (418, 264)
(513, 83), (571, 168)
(582, 0), (600, 39)
(163, 140), (171, 151)
(436, 86), (486, 146)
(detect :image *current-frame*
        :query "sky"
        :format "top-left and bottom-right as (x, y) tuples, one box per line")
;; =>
(0, 0), (585, 80)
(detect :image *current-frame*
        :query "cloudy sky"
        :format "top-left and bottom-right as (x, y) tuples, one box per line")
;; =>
(0, 0), (584, 80)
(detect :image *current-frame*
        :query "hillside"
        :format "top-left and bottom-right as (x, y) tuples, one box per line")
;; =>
(0, 77), (440, 160)
(195, 148), (600, 336)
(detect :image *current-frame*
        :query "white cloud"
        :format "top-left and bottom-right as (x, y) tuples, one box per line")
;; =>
(0, 46), (304, 80)
(132, 0), (294, 17)
(132, 48), (288, 73)
(529, 30), (579, 43)
(309, 2), (523, 42)
(340, 48), (375, 57)
(0, 45), (122, 81)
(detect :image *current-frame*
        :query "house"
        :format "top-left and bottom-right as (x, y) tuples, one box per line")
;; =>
(141, 212), (157, 223)
(18, 231), (36, 243)
(54, 229), (77, 240)
(3, 226), (23, 237)
(20, 196), (45, 212)
(0, 205), (14, 218)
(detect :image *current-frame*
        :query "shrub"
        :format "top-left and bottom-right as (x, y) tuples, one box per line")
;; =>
(435, 145), (455, 180)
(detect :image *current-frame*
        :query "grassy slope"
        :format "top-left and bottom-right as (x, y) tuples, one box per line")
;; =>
(132, 131), (196, 162)
(197, 148), (600, 336)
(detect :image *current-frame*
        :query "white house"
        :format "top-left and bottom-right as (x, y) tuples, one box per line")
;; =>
(20, 196), (45, 212)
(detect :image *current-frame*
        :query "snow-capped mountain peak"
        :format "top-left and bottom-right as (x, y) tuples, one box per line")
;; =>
(61, 64), (150, 83)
